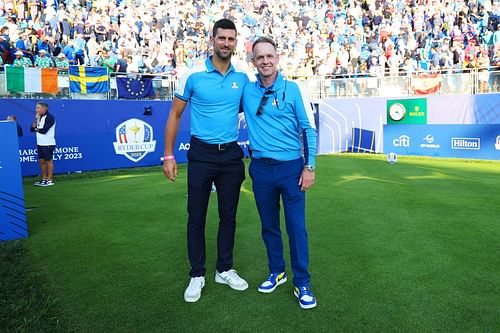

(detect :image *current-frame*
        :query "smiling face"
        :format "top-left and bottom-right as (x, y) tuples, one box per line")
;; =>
(211, 28), (236, 61)
(252, 41), (279, 82)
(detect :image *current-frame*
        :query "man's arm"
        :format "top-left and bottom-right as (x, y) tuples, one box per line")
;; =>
(162, 97), (187, 182)
(36, 114), (55, 134)
(293, 83), (317, 191)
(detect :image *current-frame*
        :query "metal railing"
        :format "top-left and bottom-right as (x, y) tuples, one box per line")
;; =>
(1, 66), (499, 100)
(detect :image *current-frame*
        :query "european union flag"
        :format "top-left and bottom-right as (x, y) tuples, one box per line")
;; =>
(69, 66), (109, 94)
(116, 76), (155, 99)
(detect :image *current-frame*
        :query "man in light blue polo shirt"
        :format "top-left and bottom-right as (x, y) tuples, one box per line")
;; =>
(162, 19), (249, 303)
(241, 36), (318, 309)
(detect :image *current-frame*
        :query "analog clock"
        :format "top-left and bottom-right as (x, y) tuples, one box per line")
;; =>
(389, 103), (406, 121)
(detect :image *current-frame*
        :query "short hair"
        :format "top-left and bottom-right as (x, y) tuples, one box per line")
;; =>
(36, 102), (49, 110)
(212, 19), (237, 37)
(252, 36), (277, 52)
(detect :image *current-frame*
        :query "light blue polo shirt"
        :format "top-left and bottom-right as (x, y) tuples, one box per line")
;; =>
(175, 56), (249, 144)
(242, 72), (317, 167)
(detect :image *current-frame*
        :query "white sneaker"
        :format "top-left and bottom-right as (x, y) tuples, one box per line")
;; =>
(184, 276), (205, 302)
(215, 269), (248, 291)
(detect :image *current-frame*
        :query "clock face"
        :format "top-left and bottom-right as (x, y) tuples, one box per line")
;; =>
(389, 103), (406, 121)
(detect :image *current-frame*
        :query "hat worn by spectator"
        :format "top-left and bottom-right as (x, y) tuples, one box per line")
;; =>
(39, 49), (47, 54)
(15, 50), (23, 56)
(57, 53), (65, 58)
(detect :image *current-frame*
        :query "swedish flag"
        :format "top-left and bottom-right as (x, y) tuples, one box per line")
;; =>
(69, 66), (109, 94)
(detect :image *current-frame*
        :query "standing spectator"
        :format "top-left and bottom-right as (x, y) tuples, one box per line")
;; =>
(162, 18), (249, 303)
(115, 49), (128, 73)
(476, 49), (490, 93)
(0, 32), (12, 64)
(73, 33), (86, 65)
(94, 19), (108, 43)
(59, 15), (72, 43)
(86, 35), (100, 66)
(241, 36), (317, 310)
(30, 101), (56, 187)
(98, 49), (116, 72)
(15, 32), (29, 57)
(62, 40), (76, 65)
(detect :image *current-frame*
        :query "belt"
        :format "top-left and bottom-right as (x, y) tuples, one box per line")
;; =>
(191, 136), (237, 151)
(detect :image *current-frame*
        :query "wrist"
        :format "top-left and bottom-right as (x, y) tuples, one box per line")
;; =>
(161, 155), (175, 161)
(304, 165), (315, 172)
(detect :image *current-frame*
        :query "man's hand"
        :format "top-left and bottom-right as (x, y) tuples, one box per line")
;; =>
(298, 168), (315, 191)
(162, 159), (178, 182)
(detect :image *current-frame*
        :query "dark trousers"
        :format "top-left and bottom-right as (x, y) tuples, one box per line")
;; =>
(187, 136), (245, 277)
(249, 157), (310, 287)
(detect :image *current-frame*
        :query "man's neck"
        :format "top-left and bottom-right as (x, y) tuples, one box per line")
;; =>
(260, 72), (278, 89)
(211, 55), (231, 74)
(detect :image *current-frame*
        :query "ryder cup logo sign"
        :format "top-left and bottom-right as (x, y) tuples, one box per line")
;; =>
(113, 118), (156, 162)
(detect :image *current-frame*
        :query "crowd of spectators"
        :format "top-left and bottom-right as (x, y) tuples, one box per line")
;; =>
(0, 0), (500, 89)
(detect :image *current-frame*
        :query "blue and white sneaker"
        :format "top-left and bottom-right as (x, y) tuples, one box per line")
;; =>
(294, 286), (317, 309)
(34, 179), (46, 186)
(258, 272), (287, 293)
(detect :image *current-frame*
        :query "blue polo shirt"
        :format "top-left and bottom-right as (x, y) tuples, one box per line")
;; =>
(242, 72), (317, 167)
(175, 56), (249, 144)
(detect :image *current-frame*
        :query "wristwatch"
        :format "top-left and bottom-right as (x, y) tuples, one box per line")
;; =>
(305, 165), (315, 172)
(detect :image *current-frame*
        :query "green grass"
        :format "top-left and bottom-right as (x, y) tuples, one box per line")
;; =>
(4, 154), (500, 332)
(0, 240), (67, 332)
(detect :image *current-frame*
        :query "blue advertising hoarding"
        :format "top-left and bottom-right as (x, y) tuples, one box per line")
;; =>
(0, 99), (249, 176)
(384, 124), (500, 160)
(0, 121), (27, 241)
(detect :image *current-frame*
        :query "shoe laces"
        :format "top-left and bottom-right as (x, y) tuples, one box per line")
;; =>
(222, 269), (240, 282)
(267, 272), (283, 281)
(189, 277), (204, 289)
(297, 286), (312, 296)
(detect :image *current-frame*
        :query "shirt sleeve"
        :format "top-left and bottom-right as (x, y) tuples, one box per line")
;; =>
(37, 113), (55, 134)
(292, 82), (317, 167)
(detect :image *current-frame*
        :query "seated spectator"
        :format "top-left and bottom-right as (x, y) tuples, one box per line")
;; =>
(54, 52), (69, 70)
(34, 49), (54, 68)
(13, 50), (32, 67)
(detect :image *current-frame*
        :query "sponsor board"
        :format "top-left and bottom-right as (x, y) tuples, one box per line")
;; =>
(384, 124), (500, 160)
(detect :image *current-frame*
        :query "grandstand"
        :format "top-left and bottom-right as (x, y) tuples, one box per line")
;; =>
(0, 0), (499, 100)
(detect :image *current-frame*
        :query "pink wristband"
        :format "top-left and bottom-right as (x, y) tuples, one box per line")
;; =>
(161, 155), (175, 161)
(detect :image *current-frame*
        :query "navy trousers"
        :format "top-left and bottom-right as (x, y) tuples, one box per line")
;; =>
(249, 157), (311, 287)
(187, 136), (245, 277)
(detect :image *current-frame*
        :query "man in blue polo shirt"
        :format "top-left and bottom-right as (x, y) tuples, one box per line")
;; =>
(162, 19), (249, 303)
(241, 36), (318, 309)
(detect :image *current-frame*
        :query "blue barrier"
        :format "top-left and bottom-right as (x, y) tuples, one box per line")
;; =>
(384, 124), (500, 160)
(0, 121), (27, 241)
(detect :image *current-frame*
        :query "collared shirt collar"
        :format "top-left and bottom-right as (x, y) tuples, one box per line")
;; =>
(205, 55), (235, 74)
(255, 71), (286, 92)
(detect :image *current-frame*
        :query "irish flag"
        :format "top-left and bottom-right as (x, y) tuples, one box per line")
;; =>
(5, 66), (59, 94)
